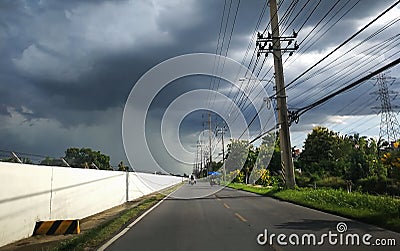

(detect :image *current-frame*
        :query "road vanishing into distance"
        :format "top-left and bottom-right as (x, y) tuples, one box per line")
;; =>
(103, 182), (399, 251)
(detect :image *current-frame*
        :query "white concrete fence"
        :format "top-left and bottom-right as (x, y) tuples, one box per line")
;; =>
(0, 162), (182, 247)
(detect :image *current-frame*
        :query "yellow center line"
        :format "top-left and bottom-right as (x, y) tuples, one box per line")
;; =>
(223, 203), (230, 209)
(234, 212), (247, 222)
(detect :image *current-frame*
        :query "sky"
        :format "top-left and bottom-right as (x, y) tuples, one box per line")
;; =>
(0, 0), (399, 174)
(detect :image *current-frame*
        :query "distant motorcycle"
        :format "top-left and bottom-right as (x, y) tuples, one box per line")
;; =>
(209, 176), (220, 186)
(209, 178), (216, 186)
(208, 172), (221, 186)
(189, 175), (196, 185)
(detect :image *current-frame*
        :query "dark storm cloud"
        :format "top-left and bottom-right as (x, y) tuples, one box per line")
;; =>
(1, 0), (396, 125)
(0, 0), (229, 127)
(0, 0), (399, 164)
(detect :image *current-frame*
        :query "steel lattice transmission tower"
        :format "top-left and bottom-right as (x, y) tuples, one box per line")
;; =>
(371, 73), (400, 143)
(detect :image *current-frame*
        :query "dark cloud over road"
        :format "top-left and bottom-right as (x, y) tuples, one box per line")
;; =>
(0, 0), (399, 170)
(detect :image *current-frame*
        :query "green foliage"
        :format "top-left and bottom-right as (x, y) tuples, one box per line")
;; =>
(300, 127), (341, 164)
(229, 169), (245, 183)
(295, 173), (311, 187)
(227, 182), (278, 195)
(117, 161), (128, 171)
(298, 127), (380, 180)
(40, 157), (68, 167)
(225, 139), (258, 184)
(382, 145), (400, 180)
(259, 133), (281, 174)
(255, 168), (272, 186)
(315, 176), (347, 189)
(222, 132), (285, 185)
(226, 127), (399, 196)
(64, 147), (111, 170)
(225, 139), (248, 174)
(296, 126), (399, 195)
(356, 175), (400, 196)
(2, 157), (33, 164)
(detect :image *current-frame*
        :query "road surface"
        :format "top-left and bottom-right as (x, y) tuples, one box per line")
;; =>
(103, 182), (399, 251)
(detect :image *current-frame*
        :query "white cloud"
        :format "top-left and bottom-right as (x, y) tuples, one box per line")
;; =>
(66, 1), (169, 50)
(12, 0), (203, 82)
(12, 44), (92, 82)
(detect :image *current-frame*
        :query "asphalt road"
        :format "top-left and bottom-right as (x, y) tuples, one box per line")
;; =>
(103, 182), (399, 251)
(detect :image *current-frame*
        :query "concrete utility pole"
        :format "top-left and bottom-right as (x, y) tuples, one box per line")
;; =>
(268, 0), (296, 188)
(208, 112), (212, 175)
(194, 142), (199, 175)
(200, 141), (203, 176)
(217, 125), (227, 182)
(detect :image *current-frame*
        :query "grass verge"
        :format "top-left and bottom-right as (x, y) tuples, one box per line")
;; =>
(52, 185), (179, 251)
(227, 183), (400, 232)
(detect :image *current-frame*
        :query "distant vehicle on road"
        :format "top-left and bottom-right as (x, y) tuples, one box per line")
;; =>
(208, 171), (221, 186)
(189, 174), (196, 185)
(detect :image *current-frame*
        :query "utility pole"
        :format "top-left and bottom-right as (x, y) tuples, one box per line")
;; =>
(256, 0), (296, 188)
(200, 141), (203, 177)
(217, 125), (227, 182)
(208, 112), (212, 175)
(194, 142), (199, 176)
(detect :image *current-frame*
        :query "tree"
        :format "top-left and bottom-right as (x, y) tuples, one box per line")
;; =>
(299, 127), (389, 182)
(40, 157), (68, 167)
(117, 161), (128, 171)
(381, 141), (400, 180)
(64, 148), (111, 170)
(225, 139), (249, 175)
(2, 157), (33, 164)
(225, 139), (255, 183)
(340, 134), (379, 181)
(298, 126), (350, 177)
(243, 145), (257, 184)
(255, 168), (272, 186)
(262, 133), (281, 174)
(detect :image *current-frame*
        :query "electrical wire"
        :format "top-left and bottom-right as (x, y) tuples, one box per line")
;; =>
(275, 0), (400, 99)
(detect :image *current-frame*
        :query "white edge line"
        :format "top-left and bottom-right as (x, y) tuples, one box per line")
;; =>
(97, 186), (181, 251)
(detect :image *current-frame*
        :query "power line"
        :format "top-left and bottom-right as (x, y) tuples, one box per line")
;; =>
(290, 34), (400, 107)
(292, 57), (400, 122)
(290, 16), (400, 95)
(210, 0), (241, 109)
(206, 0), (229, 109)
(222, 0), (287, 125)
(290, 37), (400, 107)
(274, 0), (400, 99)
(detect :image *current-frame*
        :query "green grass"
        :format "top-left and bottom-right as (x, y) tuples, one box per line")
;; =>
(227, 183), (400, 232)
(227, 182), (278, 195)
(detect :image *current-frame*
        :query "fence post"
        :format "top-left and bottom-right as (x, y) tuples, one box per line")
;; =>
(126, 170), (129, 202)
